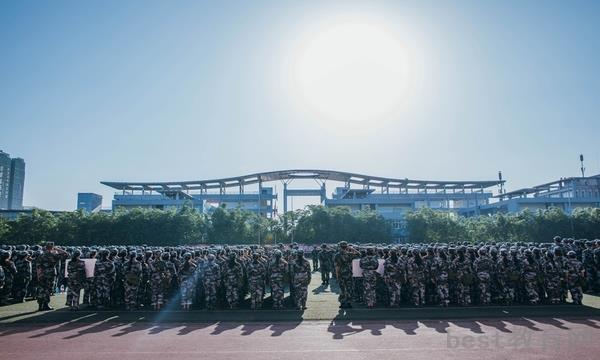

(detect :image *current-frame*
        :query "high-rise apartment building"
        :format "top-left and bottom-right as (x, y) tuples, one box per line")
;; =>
(0, 150), (25, 210)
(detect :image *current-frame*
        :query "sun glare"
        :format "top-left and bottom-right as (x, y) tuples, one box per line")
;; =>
(292, 19), (413, 123)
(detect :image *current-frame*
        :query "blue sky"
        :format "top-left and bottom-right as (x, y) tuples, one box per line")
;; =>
(1, 0), (599, 210)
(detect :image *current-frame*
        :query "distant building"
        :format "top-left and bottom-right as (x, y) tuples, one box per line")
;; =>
(8, 157), (25, 210)
(464, 174), (600, 216)
(0, 150), (25, 210)
(0, 151), (10, 209)
(101, 169), (502, 241)
(77, 193), (103, 213)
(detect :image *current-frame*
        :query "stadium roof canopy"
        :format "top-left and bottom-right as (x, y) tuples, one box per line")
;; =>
(498, 174), (600, 199)
(101, 169), (503, 192)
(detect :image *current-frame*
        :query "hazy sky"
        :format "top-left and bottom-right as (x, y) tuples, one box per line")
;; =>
(1, 1), (599, 211)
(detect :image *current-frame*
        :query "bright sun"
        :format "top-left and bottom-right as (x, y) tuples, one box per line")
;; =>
(293, 19), (412, 123)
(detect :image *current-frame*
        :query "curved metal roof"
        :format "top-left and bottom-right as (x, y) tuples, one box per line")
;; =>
(101, 169), (503, 192)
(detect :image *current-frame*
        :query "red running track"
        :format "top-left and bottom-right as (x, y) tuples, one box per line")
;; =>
(1, 318), (599, 360)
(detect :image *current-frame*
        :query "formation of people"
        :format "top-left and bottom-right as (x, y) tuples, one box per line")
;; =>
(0, 236), (598, 312)
(331, 237), (599, 309)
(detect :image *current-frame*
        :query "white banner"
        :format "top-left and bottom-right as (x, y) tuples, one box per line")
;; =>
(65, 259), (97, 278)
(352, 258), (385, 277)
(352, 259), (363, 277)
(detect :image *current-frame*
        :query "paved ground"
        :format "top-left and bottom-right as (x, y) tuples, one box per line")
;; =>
(1, 318), (599, 360)
(1, 270), (600, 360)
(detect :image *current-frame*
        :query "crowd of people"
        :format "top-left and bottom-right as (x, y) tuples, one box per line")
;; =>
(0, 236), (599, 312)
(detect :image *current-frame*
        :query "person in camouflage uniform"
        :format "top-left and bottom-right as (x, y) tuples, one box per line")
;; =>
(291, 249), (311, 310)
(27, 249), (41, 300)
(553, 247), (569, 303)
(452, 247), (474, 306)
(521, 249), (539, 304)
(318, 244), (332, 286)
(36, 243), (68, 311)
(149, 252), (171, 311)
(497, 248), (517, 305)
(532, 248), (546, 302)
(138, 251), (152, 308)
(473, 248), (494, 305)
(311, 246), (320, 271)
(334, 242), (359, 308)
(0, 265), (4, 294)
(179, 253), (196, 310)
(123, 251), (143, 310)
(13, 251), (32, 303)
(203, 253), (220, 310)
(543, 250), (563, 304)
(82, 250), (96, 306)
(94, 249), (116, 309)
(223, 252), (243, 309)
(407, 249), (426, 306)
(582, 241), (595, 291)
(432, 249), (450, 307)
(111, 250), (127, 308)
(566, 251), (584, 305)
(268, 250), (288, 309)
(0, 251), (16, 305)
(247, 252), (266, 309)
(66, 250), (86, 310)
(360, 248), (380, 308)
(383, 249), (404, 307)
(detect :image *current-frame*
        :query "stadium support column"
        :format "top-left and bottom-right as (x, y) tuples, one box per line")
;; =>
(320, 183), (326, 204)
(258, 180), (262, 217)
(283, 182), (288, 214)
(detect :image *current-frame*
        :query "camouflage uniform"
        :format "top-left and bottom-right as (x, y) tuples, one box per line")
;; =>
(497, 253), (518, 305)
(178, 257), (197, 308)
(13, 252), (32, 302)
(66, 257), (86, 309)
(566, 254), (584, 305)
(0, 253), (16, 305)
(594, 249), (600, 293)
(521, 253), (540, 305)
(360, 253), (380, 308)
(123, 256), (143, 310)
(407, 254), (426, 306)
(149, 258), (171, 309)
(431, 254), (450, 306)
(291, 253), (311, 310)
(311, 247), (320, 271)
(268, 255), (288, 309)
(383, 255), (404, 306)
(36, 248), (67, 310)
(223, 257), (243, 309)
(554, 252), (569, 303)
(247, 256), (266, 309)
(543, 254), (563, 304)
(94, 254), (116, 308)
(138, 254), (152, 308)
(452, 255), (473, 306)
(111, 253), (126, 308)
(334, 244), (359, 308)
(0, 265), (4, 294)
(82, 254), (97, 306)
(318, 247), (332, 286)
(473, 251), (494, 305)
(582, 244), (595, 291)
(203, 256), (220, 310)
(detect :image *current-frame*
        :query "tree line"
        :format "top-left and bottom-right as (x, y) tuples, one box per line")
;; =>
(0, 205), (391, 246)
(0, 205), (598, 246)
(405, 207), (600, 243)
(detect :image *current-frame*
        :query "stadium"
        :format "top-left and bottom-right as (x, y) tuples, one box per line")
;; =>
(100, 169), (600, 241)
(102, 169), (502, 239)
